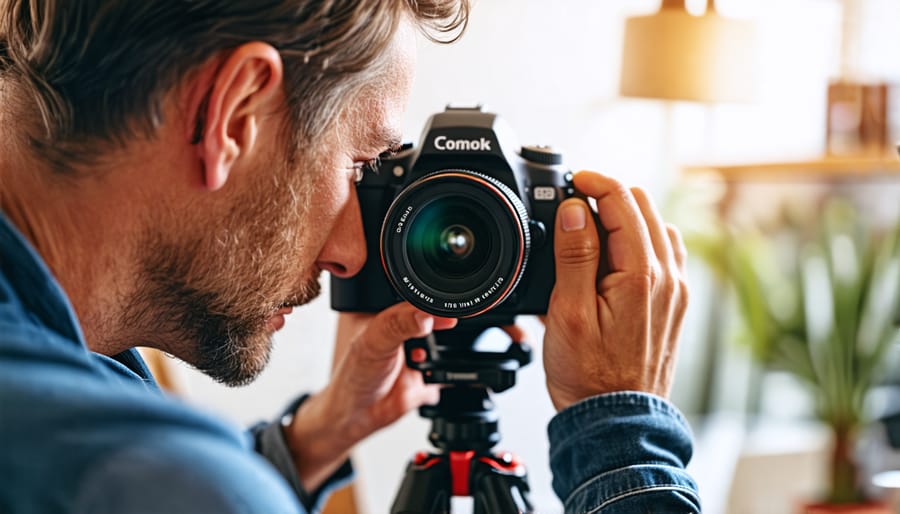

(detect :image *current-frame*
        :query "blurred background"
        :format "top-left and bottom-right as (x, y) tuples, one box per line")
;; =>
(146, 0), (900, 512)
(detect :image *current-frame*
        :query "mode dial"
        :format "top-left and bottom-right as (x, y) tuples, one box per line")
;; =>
(520, 145), (563, 165)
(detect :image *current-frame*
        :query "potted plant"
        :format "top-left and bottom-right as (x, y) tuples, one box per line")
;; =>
(686, 197), (900, 511)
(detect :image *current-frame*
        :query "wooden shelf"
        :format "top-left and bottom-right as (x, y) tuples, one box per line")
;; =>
(683, 156), (900, 182)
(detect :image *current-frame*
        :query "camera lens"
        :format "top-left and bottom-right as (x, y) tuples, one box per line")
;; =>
(409, 199), (496, 295)
(381, 170), (531, 318)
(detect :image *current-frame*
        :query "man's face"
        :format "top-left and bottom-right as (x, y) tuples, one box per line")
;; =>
(129, 23), (417, 386)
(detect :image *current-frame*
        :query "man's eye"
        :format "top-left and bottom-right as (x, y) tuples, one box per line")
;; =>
(352, 159), (378, 184)
(353, 147), (400, 184)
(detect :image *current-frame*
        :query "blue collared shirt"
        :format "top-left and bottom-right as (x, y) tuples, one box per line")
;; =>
(0, 211), (700, 513)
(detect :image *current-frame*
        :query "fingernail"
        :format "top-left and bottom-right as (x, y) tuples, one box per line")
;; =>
(561, 203), (586, 232)
(414, 312), (434, 333)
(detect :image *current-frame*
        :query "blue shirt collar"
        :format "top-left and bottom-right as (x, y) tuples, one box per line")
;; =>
(0, 210), (84, 344)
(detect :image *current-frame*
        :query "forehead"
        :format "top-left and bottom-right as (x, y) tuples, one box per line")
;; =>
(353, 20), (416, 149)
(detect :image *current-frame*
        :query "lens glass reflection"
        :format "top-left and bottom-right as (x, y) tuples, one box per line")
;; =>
(407, 197), (499, 295)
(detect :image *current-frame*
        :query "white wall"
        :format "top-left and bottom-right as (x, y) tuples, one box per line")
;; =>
(170, 0), (900, 512)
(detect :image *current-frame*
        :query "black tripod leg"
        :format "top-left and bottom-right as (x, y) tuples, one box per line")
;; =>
(471, 457), (534, 514)
(391, 455), (452, 514)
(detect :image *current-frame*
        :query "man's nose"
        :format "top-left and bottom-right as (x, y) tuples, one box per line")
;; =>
(316, 187), (367, 278)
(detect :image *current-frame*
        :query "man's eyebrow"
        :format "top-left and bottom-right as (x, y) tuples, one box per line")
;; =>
(369, 126), (403, 153)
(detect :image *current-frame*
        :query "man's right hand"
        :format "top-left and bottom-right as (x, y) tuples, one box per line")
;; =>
(286, 303), (456, 492)
(542, 171), (689, 412)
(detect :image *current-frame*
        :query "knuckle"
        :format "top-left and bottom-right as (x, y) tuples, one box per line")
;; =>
(667, 225), (688, 253)
(658, 276), (676, 299)
(384, 311), (411, 338)
(553, 305), (594, 340)
(556, 239), (599, 266)
(677, 278), (690, 307)
(623, 271), (653, 297)
(352, 334), (381, 363)
(666, 223), (682, 240)
(647, 264), (662, 288)
(609, 182), (633, 202)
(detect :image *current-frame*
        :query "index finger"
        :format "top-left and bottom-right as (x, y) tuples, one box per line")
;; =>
(355, 303), (456, 362)
(573, 171), (654, 275)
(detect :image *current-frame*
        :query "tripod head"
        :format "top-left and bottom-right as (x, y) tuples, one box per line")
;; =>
(403, 317), (531, 451)
(404, 317), (532, 393)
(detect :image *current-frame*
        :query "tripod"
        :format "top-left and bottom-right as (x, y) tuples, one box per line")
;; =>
(390, 322), (535, 514)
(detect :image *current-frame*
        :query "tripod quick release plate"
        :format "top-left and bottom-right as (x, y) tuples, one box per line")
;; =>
(404, 335), (532, 393)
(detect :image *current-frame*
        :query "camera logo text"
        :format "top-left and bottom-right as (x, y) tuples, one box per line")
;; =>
(433, 135), (492, 152)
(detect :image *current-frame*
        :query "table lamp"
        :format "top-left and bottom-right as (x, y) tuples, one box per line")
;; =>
(619, 0), (758, 103)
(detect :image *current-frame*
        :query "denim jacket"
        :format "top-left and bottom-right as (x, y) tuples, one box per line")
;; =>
(0, 212), (700, 513)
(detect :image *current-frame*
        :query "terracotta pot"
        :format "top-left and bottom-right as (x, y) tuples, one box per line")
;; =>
(800, 502), (892, 514)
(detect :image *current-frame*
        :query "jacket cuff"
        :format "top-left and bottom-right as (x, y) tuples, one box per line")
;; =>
(548, 391), (700, 512)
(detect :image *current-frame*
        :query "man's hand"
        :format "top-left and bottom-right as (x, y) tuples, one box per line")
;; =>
(284, 303), (457, 491)
(543, 171), (688, 412)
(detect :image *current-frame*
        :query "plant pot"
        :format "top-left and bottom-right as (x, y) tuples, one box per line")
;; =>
(800, 502), (892, 514)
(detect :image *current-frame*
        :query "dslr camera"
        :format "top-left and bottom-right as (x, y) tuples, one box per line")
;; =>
(331, 105), (580, 320)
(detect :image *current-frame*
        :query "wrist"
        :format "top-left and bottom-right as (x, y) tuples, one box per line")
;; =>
(285, 388), (356, 491)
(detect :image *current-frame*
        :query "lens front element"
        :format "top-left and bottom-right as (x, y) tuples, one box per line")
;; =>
(381, 170), (531, 318)
(439, 224), (475, 260)
(410, 199), (497, 296)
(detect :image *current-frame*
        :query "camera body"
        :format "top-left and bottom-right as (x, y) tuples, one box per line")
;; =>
(330, 105), (578, 319)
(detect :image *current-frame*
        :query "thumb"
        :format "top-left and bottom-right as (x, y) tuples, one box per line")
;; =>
(553, 198), (601, 297)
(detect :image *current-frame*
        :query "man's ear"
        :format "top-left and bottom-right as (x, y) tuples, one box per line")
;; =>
(196, 42), (283, 191)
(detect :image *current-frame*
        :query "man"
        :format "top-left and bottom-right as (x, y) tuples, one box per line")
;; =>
(0, 1), (699, 513)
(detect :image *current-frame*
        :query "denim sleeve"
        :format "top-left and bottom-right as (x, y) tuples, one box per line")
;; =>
(548, 392), (701, 513)
(250, 395), (354, 514)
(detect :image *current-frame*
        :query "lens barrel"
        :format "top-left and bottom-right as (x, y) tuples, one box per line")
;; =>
(380, 170), (531, 318)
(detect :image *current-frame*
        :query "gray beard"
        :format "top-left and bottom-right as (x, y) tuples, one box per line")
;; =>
(126, 238), (322, 387)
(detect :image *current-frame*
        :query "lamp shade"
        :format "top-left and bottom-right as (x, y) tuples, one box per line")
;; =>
(619, 1), (758, 103)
